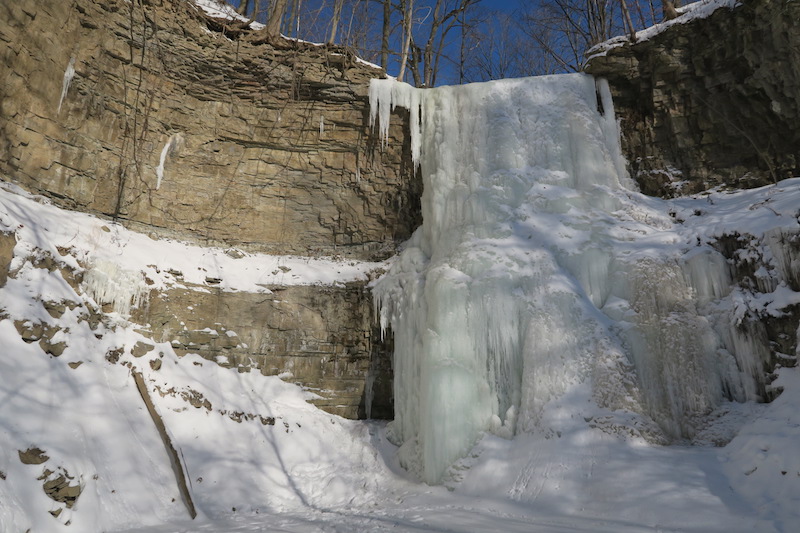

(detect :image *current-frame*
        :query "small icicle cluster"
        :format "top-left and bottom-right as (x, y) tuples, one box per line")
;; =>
(82, 259), (148, 318)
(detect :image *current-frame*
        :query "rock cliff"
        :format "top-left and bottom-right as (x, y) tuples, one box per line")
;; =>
(585, 0), (800, 382)
(585, 0), (800, 197)
(3, 0), (800, 424)
(1, 0), (419, 259)
(1, 0), (414, 419)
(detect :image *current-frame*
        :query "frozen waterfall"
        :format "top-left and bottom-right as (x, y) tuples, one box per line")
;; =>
(370, 74), (764, 484)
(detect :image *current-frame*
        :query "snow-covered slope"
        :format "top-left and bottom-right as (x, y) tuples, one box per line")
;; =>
(0, 182), (402, 532)
(2, 166), (799, 533)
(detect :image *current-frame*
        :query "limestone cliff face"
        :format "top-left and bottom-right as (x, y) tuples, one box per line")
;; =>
(1, 0), (413, 419)
(0, 0), (419, 260)
(133, 282), (393, 419)
(585, 0), (800, 197)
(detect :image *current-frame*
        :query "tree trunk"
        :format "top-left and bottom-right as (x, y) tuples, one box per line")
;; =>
(265, 0), (288, 40)
(288, 0), (302, 38)
(459, 4), (467, 84)
(328, 0), (345, 44)
(236, 0), (251, 16)
(381, 0), (391, 69)
(619, 0), (637, 41)
(397, 0), (414, 82)
(663, 0), (679, 20)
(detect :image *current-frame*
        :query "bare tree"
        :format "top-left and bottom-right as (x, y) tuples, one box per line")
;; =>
(461, 7), (557, 82)
(327, 0), (345, 43)
(401, 0), (479, 87)
(619, 0), (638, 41)
(381, 0), (392, 69)
(397, 0), (414, 81)
(236, 0), (252, 15)
(287, 0), (304, 37)
(264, 0), (289, 39)
(516, 0), (656, 73)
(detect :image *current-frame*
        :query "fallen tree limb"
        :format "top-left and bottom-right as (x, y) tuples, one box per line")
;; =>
(132, 370), (197, 519)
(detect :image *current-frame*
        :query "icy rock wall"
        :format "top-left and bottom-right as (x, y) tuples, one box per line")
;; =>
(0, 0), (405, 421)
(371, 74), (765, 484)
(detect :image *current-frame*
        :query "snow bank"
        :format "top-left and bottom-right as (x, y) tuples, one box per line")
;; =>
(0, 184), (406, 532)
(191, 0), (265, 30)
(0, 181), (387, 297)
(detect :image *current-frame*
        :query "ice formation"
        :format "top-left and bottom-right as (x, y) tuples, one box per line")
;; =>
(370, 74), (765, 484)
(82, 259), (148, 317)
(155, 133), (184, 190)
(57, 57), (76, 114)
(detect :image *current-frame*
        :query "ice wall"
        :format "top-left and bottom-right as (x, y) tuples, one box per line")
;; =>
(370, 74), (763, 484)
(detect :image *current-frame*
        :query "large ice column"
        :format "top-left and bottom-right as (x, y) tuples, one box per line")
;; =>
(372, 74), (632, 483)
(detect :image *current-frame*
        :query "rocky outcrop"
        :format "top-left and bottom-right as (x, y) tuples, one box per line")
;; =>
(2, 239), (393, 419)
(0, 0), (419, 260)
(133, 281), (393, 419)
(583, 0), (800, 397)
(585, 0), (800, 197)
(18, 447), (83, 515)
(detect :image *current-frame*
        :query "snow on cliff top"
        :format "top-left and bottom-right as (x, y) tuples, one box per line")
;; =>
(189, 0), (383, 69)
(588, 0), (741, 59)
(191, 0), (265, 30)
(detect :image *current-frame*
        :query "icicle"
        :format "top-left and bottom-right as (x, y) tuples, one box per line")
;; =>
(596, 78), (630, 186)
(82, 259), (148, 317)
(57, 57), (76, 115)
(368, 78), (422, 168)
(155, 133), (183, 190)
(765, 227), (800, 289)
(621, 258), (726, 438)
(682, 247), (732, 304)
(374, 72), (767, 482)
(374, 74), (632, 483)
(319, 115), (325, 136)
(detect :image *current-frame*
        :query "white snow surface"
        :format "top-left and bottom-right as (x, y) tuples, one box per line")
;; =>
(191, 0), (265, 30)
(3, 69), (800, 531)
(0, 181), (386, 299)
